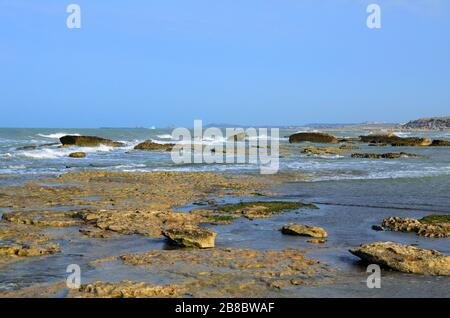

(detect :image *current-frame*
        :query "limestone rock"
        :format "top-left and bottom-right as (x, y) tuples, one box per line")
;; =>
(359, 134), (431, 146)
(134, 140), (174, 151)
(350, 241), (450, 275)
(68, 152), (86, 158)
(382, 216), (449, 238)
(162, 226), (217, 248)
(289, 132), (338, 144)
(281, 224), (328, 238)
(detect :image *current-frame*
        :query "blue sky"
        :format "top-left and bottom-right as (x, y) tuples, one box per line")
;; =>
(0, 0), (449, 128)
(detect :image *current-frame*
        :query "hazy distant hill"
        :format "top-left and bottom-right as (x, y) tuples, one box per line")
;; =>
(402, 116), (450, 130)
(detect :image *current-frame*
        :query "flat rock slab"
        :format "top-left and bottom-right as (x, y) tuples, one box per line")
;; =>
(163, 226), (217, 248)
(281, 224), (328, 238)
(350, 241), (450, 276)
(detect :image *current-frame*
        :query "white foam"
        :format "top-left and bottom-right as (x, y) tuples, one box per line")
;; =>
(37, 133), (80, 139)
(19, 144), (115, 159)
(156, 134), (174, 139)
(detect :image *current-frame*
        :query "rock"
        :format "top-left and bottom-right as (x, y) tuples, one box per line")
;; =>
(60, 135), (124, 147)
(402, 116), (450, 130)
(228, 132), (247, 142)
(2, 211), (83, 227)
(349, 241), (450, 275)
(16, 143), (60, 151)
(69, 152), (86, 158)
(281, 224), (328, 238)
(134, 140), (174, 151)
(289, 132), (338, 144)
(382, 216), (449, 238)
(75, 281), (186, 298)
(306, 239), (327, 244)
(351, 152), (426, 159)
(162, 226), (217, 248)
(216, 201), (317, 220)
(0, 243), (60, 257)
(360, 134), (432, 146)
(301, 145), (358, 155)
(430, 139), (450, 146)
(371, 225), (384, 231)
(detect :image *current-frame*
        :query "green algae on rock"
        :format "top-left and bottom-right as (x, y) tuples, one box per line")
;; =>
(215, 201), (317, 219)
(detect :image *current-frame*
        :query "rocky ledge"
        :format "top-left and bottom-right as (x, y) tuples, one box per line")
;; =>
(382, 215), (450, 238)
(350, 241), (450, 275)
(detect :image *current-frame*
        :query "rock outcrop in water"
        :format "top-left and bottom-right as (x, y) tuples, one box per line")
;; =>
(289, 132), (338, 144)
(162, 226), (217, 248)
(134, 140), (174, 151)
(281, 224), (328, 238)
(351, 152), (426, 159)
(350, 242), (450, 275)
(301, 145), (358, 155)
(402, 116), (450, 130)
(68, 152), (86, 158)
(359, 134), (432, 146)
(382, 215), (450, 238)
(430, 139), (450, 146)
(60, 135), (124, 147)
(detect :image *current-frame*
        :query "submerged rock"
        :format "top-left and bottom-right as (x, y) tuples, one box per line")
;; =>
(60, 135), (124, 147)
(68, 152), (86, 158)
(351, 152), (426, 159)
(382, 215), (450, 238)
(162, 226), (217, 248)
(289, 132), (338, 144)
(216, 201), (317, 220)
(134, 140), (174, 151)
(281, 224), (328, 238)
(349, 241), (450, 275)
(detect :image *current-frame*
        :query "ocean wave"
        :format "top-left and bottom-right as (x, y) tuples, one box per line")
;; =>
(37, 133), (80, 139)
(156, 134), (174, 139)
(18, 145), (115, 159)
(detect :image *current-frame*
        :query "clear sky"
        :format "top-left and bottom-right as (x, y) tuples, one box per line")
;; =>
(1, 0), (449, 128)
